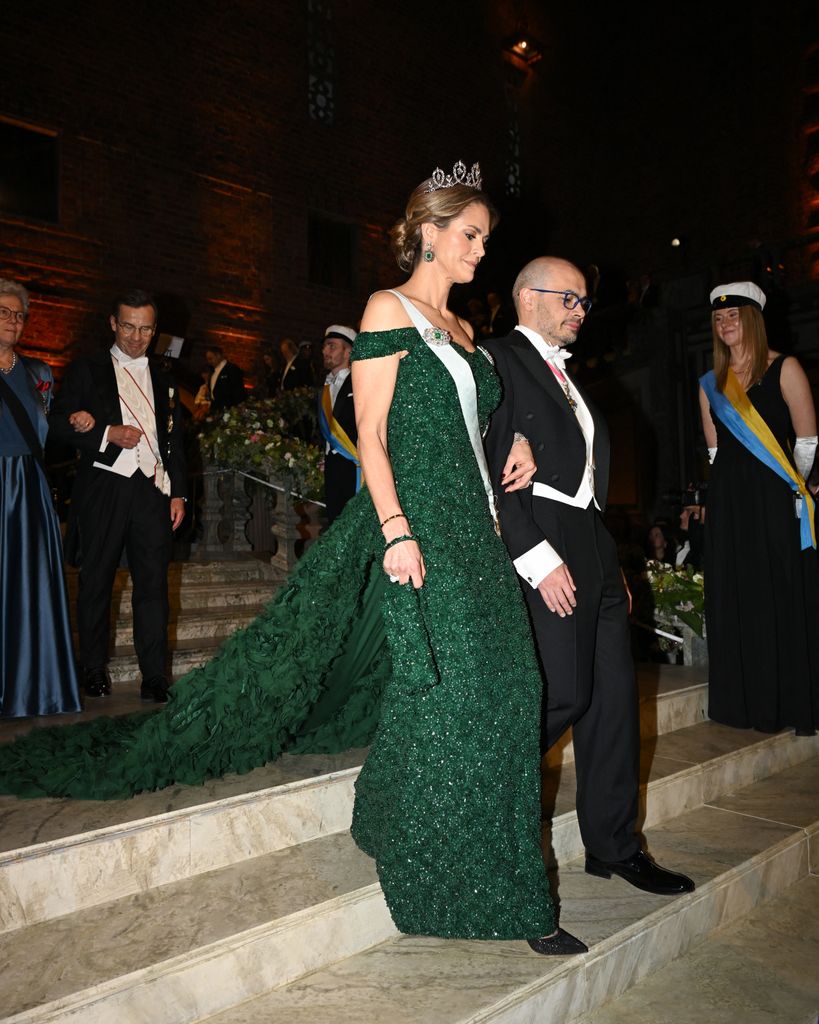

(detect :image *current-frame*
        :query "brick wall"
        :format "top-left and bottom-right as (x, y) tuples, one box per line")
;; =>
(0, 0), (815, 388)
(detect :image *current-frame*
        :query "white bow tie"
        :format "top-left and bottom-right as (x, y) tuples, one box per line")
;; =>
(542, 345), (572, 372)
(119, 355), (149, 370)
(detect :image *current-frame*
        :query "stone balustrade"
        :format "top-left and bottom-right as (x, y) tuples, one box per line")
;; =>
(193, 466), (324, 570)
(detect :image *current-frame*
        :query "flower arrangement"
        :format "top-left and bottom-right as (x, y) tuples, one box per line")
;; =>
(197, 390), (323, 501)
(644, 560), (705, 638)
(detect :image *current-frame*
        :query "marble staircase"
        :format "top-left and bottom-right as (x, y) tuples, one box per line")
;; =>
(0, 668), (817, 1023)
(64, 560), (284, 685)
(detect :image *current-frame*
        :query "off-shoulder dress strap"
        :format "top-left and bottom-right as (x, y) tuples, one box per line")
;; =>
(351, 327), (417, 361)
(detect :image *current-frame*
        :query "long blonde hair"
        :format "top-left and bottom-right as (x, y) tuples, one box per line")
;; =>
(712, 305), (769, 391)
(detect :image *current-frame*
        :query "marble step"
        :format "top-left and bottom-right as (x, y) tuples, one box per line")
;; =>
(72, 606), (265, 648)
(198, 757), (819, 1024)
(0, 832), (396, 1024)
(2, 712), (816, 943)
(0, 671), (706, 933)
(65, 580), (278, 614)
(548, 664), (708, 769)
(544, 723), (819, 869)
(6, 760), (815, 1024)
(573, 873), (819, 1024)
(106, 641), (228, 684)
(64, 559), (283, 587)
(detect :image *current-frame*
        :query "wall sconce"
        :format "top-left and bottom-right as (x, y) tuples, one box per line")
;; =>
(502, 28), (543, 66)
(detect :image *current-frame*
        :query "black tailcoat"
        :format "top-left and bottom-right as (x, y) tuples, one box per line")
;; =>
(49, 351), (187, 681)
(210, 361), (245, 411)
(484, 330), (639, 863)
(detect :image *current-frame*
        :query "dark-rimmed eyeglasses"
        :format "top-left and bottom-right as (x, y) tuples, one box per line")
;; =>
(117, 320), (155, 337)
(0, 305), (27, 324)
(527, 289), (593, 314)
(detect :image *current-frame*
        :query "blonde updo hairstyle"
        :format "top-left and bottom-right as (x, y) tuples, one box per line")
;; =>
(390, 181), (498, 273)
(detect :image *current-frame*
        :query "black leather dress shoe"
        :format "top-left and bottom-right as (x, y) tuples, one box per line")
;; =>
(585, 849), (695, 895)
(140, 676), (170, 703)
(527, 928), (588, 956)
(84, 667), (111, 697)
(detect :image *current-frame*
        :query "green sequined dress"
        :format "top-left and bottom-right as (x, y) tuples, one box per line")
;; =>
(0, 327), (554, 940)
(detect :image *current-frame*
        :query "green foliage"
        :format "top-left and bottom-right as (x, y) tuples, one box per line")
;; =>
(644, 560), (705, 638)
(197, 391), (323, 501)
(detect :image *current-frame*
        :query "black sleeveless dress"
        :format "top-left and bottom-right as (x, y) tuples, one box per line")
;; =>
(704, 354), (819, 734)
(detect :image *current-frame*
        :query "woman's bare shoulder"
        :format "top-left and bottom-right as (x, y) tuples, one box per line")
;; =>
(360, 290), (414, 333)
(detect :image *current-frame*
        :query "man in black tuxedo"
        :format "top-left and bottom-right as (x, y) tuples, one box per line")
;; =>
(50, 290), (187, 702)
(485, 257), (694, 896)
(205, 345), (245, 412)
(319, 324), (358, 523)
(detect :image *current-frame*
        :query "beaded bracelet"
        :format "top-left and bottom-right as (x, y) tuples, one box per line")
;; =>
(384, 534), (415, 551)
(380, 512), (407, 528)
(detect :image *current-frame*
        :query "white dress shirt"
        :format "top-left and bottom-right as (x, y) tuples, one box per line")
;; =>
(94, 345), (160, 482)
(512, 325), (600, 589)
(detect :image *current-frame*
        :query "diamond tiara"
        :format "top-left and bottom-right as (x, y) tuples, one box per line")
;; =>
(426, 160), (483, 193)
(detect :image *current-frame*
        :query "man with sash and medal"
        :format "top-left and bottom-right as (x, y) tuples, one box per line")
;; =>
(50, 290), (187, 704)
(318, 324), (359, 523)
(699, 281), (818, 736)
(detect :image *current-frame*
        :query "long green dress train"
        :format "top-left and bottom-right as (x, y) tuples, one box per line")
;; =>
(0, 327), (555, 939)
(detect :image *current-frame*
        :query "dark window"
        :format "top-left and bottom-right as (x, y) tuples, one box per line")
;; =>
(308, 214), (355, 290)
(0, 121), (59, 222)
(307, 0), (335, 123)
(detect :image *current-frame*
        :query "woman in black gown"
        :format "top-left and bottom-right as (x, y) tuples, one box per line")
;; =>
(699, 281), (819, 734)
(0, 278), (83, 717)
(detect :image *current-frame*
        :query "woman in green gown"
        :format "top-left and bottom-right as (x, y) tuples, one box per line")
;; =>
(0, 165), (585, 953)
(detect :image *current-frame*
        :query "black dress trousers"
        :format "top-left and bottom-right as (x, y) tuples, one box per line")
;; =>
(76, 470), (173, 680)
(522, 502), (641, 863)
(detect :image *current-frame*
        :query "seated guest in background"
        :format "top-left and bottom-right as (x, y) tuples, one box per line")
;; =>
(646, 519), (677, 565)
(205, 344), (244, 412)
(0, 277), (82, 717)
(49, 289), (187, 703)
(279, 337), (314, 391)
(318, 324), (358, 523)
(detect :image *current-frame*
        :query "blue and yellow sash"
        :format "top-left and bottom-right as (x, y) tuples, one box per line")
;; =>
(318, 384), (361, 491)
(701, 368), (816, 549)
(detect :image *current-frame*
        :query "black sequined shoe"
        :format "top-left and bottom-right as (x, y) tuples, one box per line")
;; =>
(527, 928), (588, 955)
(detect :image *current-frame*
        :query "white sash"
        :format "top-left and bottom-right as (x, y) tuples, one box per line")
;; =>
(111, 360), (170, 495)
(386, 290), (497, 528)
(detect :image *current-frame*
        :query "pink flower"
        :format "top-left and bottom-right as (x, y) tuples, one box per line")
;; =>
(35, 379), (51, 393)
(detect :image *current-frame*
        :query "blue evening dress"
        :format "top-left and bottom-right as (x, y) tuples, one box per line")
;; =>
(0, 356), (81, 717)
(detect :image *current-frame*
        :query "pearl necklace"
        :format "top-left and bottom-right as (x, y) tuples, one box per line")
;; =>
(0, 352), (17, 375)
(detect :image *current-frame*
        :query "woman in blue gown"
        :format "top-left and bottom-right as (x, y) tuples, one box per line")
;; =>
(0, 278), (82, 717)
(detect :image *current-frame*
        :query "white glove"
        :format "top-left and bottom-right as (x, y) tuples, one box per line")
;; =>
(794, 436), (817, 480)
(707, 447), (717, 465)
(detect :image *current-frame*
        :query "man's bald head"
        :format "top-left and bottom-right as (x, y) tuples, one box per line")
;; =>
(512, 257), (584, 315)
(512, 256), (589, 348)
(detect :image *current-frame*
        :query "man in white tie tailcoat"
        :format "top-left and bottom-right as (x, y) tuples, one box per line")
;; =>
(50, 290), (187, 703)
(484, 257), (694, 896)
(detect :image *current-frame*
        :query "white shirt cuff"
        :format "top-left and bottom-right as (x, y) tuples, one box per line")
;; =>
(99, 426), (110, 452)
(514, 539), (564, 589)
